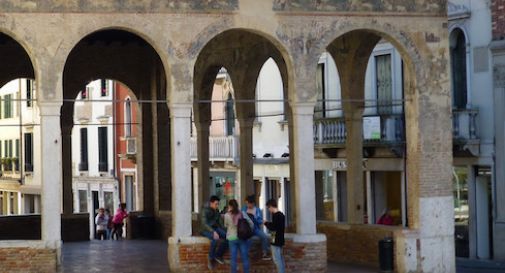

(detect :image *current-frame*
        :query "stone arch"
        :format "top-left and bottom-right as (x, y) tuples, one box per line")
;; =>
(0, 31), (36, 89)
(58, 25), (171, 100)
(192, 27), (295, 101)
(60, 29), (172, 221)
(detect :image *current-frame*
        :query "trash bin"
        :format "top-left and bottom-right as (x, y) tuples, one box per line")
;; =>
(378, 237), (394, 272)
(136, 215), (155, 239)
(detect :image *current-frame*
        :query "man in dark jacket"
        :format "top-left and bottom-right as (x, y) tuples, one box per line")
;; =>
(265, 199), (285, 273)
(200, 195), (227, 269)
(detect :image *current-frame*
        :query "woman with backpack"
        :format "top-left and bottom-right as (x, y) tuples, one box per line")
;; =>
(224, 199), (254, 273)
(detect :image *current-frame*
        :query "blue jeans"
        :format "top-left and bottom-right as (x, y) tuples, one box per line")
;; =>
(271, 245), (285, 273)
(201, 228), (227, 259)
(229, 239), (250, 273)
(106, 228), (112, 240)
(247, 229), (270, 254)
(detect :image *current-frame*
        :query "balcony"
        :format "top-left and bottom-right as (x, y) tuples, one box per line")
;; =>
(190, 136), (239, 161)
(313, 114), (405, 147)
(453, 108), (479, 156)
(313, 109), (480, 156)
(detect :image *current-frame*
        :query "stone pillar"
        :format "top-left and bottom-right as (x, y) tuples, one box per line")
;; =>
(61, 122), (73, 215)
(39, 104), (62, 248)
(195, 121), (211, 207)
(344, 110), (365, 224)
(238, 119), (255, 202)
(141, 100), (154, 215)
(290, 103), (317, 235)
(170, 104), (193, 238)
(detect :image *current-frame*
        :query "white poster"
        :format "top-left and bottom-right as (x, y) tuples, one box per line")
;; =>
(363, 116), (381, 140)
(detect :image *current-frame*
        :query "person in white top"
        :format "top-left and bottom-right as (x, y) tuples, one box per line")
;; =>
(95, 208), (109, 240)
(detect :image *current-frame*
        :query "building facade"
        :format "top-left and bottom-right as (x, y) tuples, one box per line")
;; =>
(71, 79), (119, 238)
(491, 0), (505, 262)
(0, 79), (41, 216)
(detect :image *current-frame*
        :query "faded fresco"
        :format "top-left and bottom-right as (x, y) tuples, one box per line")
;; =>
(0, 0), (239, 12)
(273, 0), (446, 14)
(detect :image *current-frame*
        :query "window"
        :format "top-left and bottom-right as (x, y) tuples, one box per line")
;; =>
(451, 29), (468, 109)
(4, 94), (12, 119)
(125, 175), (135, 211)
(125, 98), (132, 137)
(101, 79), (108, 97)
(78, 190), (88, 213)
(225, 93), (235, 136)
(24, 133), (33, 172)
(9, 192), (15, 214)
(104, 192), (114, 212)
(81, 87), (91, 100)
(98, 127), (108, 172)
(79, 128), (88, 171)
(315, 62), (326, 119)
(376, 54), (393, 115)
(315, 170), (335, 221)
(26, 79), (33, 107)
(14, 139), (19, 171)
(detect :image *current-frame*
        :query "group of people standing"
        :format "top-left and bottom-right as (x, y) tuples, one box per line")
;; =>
(200, 195), (286, 273)
(95, 203), (129, 240)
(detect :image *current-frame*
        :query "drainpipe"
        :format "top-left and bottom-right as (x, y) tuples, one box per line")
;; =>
(112, 81), (119, 202)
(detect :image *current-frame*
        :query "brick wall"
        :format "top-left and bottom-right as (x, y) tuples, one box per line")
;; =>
(492, 0), (505, 40)
(170, 236), (326, 273)
(0, 248), (56, 273)
(317, 222), (399, 268)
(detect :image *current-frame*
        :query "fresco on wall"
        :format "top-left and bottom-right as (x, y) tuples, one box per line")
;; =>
(273, 0), (445, 14)
(0, 0), (239, 12)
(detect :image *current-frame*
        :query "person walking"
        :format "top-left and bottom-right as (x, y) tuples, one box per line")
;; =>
(112, 203), (128, 240)
(224, 199), (254, 273)
(242, 195), (271, 260)
(95, 208), (108, 240)
(265, 199), (286, 273)
(200, 195), (227, 269)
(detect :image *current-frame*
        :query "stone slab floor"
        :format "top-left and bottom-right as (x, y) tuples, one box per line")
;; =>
(59, 240), (503, 273)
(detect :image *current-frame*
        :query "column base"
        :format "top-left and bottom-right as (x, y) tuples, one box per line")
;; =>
(168, 234), (327, 273)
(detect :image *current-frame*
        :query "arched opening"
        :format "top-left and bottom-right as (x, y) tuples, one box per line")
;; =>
(450, 28), (468, 110)
(314, 29), (417, 267)
(0, 32), (40, 240)
(59, 29), (170, 266)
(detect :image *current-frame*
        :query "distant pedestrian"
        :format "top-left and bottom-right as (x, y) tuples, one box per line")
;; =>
(242, 195), (271, 260)
(200, 195), (227, 270)
(105, 209), (113, 239)
(377, 208), (394, 226)
(95, 208), (108, 240)
(112, 203), (128, 240)
(265, 199), (285, 273)
(225, 199), (254, 273)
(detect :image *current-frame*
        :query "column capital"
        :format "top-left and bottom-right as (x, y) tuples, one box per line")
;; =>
(170, 103), (192, 118)
(38, 102), (62, 116)
(238, 118), (255, 128)
(290, 102), (315, 116)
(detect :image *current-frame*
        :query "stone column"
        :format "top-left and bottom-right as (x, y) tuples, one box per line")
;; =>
(170, 104), (193, 238)
(238, 119), (255, 202)
(61, 122), (73, 215)
(39, 104), (62, 248)
(195, 121), (211, 207)
(344, 104), (365, 225)
(290, 103), (317, 235)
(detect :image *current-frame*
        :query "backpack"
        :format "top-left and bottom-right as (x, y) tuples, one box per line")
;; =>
(237, 212), (254, 240)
